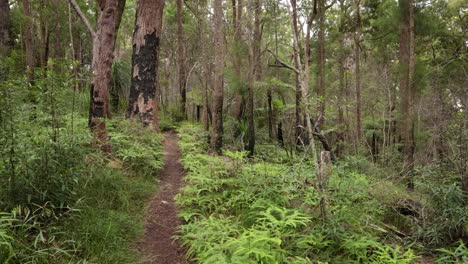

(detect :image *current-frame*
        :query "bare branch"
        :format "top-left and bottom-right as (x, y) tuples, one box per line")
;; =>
(267, 49), (299, 73)
(68, 0), (96, 38)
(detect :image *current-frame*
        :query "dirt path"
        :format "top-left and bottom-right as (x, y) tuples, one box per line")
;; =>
(138, 131), (189, 264)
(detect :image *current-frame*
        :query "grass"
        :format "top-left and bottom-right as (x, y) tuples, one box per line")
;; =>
(0, 117), (163, 263)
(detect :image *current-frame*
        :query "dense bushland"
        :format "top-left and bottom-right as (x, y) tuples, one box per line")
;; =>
(0, 61), (163, 263)
(176, 124), (467, 264)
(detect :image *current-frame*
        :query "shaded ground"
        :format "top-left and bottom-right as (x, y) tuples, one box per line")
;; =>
(138, 131), (189, 264)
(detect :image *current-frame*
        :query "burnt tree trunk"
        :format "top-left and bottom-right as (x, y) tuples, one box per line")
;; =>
(69, 0), (125, 152)
(210, 0), (225, 154)
(127, 0), (165, 130)
(89, 0), (120, 152)
(176, 0), (186, 118)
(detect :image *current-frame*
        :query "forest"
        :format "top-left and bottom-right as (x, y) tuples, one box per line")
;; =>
(0, 0), (467, 263)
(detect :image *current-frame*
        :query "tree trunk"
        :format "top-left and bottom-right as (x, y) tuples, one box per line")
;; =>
(210, 0), (225, 154)
(245, 0), (261, 157)
(177, 0), (186, 118)
(199, 2), (210, 131)
(316, 0), (325, 122)
(39, 0), (49, 68)
(354, 0), (362, 142)
(290, 0), (305, 147)
(0, 0), (12, 57)
(232, 0), (244, 122)
(127, 0), (165, 130)
(89, 0), (121, 152)
(399, 0), (416, 190)
(22, 0), (34, 82)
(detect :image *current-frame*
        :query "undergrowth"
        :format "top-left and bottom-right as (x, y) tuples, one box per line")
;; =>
(176, 123), (420, 264)
(0, 64), (163, 263)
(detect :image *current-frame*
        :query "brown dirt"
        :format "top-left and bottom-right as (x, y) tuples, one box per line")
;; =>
(138, 131), (189, 264)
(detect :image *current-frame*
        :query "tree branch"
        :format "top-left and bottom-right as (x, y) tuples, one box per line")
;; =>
(68, 0), (96, 39)
(267, 49), (299, 73)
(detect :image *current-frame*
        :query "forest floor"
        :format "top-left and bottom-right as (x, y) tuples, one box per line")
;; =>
(138, 131), (189, 264)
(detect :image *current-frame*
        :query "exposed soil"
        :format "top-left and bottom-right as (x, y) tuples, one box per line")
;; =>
(138, 131), (189, 264)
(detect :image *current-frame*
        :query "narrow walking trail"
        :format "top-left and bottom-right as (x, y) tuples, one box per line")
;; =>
(138, 131), (189, 264)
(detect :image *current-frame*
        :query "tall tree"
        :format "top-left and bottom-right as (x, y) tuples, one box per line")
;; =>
(0, 0), (12, 57)
(354, 0), (362, 142)
(399, 0), (416, 189)
(210, 0), (225, 154)
(22, 0), (35, 81)
(69, 0), (125, 152)
(316, 0), (325, 122)
(127, 0), (165, 129)
(198, 0), (210, 131)
(245, 0), (261, 156)
(176, 0), (186, 118)
(232, 0), (244, 122)
(38, 0), (49, 68)
(290, 0), (305, 146)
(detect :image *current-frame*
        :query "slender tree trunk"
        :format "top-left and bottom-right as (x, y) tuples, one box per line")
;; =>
(177, 0), (186, 118)
(245, 0), (261, 156)
(354, 0), (362, 142)
(337, 57), (345, 156)
(400, 0), (416, 190)
(127, 0), (165, 130)
(22, 0), (34, 82)
(210, 0), (225, 154)
(0, 0), (12, 57)
(39, 0), (50, 68)
(290, 0), (304, 146)
(233, 0), (244, 121)
(316, 0), (325, 122)
(199, 2), (210, 131)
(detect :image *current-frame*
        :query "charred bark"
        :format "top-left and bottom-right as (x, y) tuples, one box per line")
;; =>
(127, 0), (165, 130)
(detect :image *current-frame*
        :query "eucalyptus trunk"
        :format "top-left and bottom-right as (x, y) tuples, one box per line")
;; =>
(127, 0), (165, 130)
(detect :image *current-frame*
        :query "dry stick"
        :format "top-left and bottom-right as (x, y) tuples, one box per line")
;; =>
(318, 151), (331, 219)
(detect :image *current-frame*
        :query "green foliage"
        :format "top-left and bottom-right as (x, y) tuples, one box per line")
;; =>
(176, 124), (419, 263)
(109, 119), (164, 178)
(436, 241), (468, 264)
(0, 65), (162, 262)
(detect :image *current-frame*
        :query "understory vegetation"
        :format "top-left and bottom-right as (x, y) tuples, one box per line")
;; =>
(0, 63), (163, 263)
(1, 0), (467, 263)
(176, 123), (467, 264)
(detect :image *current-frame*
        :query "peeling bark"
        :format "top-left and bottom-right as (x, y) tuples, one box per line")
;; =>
(127, 0), (165, 130)
(88, 0), (120, 152)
